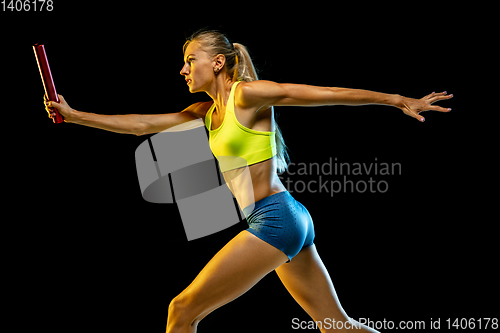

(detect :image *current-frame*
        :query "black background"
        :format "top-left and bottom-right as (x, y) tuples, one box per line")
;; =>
(2, 2), (495, 332)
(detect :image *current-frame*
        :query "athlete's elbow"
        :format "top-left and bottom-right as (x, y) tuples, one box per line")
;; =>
(131, 121), (149, 136)
(132, 130), (145, 136)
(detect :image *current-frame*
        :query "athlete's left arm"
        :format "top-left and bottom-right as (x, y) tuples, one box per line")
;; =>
(237, 80), (453, 122)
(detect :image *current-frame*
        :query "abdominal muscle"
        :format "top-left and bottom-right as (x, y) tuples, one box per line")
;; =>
(222, 156), (287, 211)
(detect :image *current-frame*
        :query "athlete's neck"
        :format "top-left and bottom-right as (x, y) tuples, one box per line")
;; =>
(206, 73), (235, 111)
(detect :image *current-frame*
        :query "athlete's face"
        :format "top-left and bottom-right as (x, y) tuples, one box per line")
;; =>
(180, 42), (215, 93)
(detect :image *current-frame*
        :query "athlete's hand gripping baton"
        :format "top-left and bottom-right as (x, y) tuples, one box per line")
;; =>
(33, 43), (64, 124)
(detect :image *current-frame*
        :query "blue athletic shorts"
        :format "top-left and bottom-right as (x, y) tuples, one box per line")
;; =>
(242, 191), (315, 262)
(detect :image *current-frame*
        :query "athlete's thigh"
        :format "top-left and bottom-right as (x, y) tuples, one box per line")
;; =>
(178, 230), (289, 321)
(275, 244), (349, 324)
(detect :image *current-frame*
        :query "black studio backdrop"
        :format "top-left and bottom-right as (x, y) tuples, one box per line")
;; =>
(2, 2), (495, 333)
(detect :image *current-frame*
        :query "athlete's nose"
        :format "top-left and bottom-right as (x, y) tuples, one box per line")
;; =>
(180, 63), (190, 76)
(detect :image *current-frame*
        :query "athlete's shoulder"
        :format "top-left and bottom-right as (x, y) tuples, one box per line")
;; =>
(235, 80), (284, 110)
(181, 101), (214, 118)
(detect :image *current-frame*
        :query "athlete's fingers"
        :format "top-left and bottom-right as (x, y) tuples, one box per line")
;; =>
(428, 93), (453, 104)
(408, 111), (425, 122)
(429, 105), (452, 112)
(58, 94), (67, 104)
(423, 91), (436, 100)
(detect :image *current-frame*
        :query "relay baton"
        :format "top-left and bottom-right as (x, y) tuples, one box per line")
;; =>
(33, 43), (64, 124)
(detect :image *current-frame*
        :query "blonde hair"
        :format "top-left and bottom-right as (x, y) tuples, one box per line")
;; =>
(184, 29), (290, 172)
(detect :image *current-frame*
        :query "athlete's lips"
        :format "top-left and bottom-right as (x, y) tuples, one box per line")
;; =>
(186, 78), (192, 84)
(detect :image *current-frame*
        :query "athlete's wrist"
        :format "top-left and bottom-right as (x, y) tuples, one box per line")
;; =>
(63, 109), (81, 123)
(389, 94), (404, 109)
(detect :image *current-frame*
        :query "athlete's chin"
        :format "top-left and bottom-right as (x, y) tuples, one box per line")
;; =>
(188, 85), (202, 94)
(187, 80), (210, 94)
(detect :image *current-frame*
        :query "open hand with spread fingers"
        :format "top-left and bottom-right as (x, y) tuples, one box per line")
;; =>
(399, 91), (453, 122)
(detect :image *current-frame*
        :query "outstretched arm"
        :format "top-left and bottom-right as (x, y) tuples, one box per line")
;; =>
(45, 95), (210, 135)
(237, 80), (453, 122)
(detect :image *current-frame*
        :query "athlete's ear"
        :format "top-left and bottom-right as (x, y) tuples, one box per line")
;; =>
(213, 54), (226, 72)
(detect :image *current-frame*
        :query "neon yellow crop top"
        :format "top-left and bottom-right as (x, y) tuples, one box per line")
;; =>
(205, 81), (277, 172)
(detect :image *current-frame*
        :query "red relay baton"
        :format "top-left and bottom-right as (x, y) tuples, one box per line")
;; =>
(33, 43), (64, 124)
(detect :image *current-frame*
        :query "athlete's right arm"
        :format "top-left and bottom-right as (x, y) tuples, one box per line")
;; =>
(45, 95), (212, 135)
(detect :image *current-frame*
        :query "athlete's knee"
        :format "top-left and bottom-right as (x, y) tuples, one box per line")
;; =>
(168, 296), (180, 317)
(168, 294), (198, 329)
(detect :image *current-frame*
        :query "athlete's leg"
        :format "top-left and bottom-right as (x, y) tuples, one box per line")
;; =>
(275, 244), (379, 333)
(166, 230), (289, 333)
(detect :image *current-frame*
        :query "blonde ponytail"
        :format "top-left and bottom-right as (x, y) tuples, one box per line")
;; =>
(232, 43), (259, 82)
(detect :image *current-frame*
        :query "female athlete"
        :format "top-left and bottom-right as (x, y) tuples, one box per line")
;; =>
(45, 29), (452, 333)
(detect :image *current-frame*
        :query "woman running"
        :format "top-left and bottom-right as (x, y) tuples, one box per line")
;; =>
(45, 29), (452, 333)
